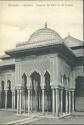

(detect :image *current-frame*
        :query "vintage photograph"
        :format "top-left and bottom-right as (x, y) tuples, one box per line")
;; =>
(0, 0), (83, 124)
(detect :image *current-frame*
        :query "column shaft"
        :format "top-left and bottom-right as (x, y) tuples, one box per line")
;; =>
(17, 90), (19, 114)
(5, 90), (7, 109)
(12, 90), (15, 110)
(65, 90), (68, 113)
(19, 89), (22, 114)
(72, 90), (75, 112)
(69, 91), (71, 113)
(28, 89), (30, 114)
(39, 93), (40, 111)
(60, 89), (63, 114)
(14, 91), (15, 110)
(24, 94), (26, 113)
(56, 88), (59, 116)
(42, 89), (45, 113)
(52, 88), (55, 114)
(12, 91), (14, 110)
(30, 89), (32, 112)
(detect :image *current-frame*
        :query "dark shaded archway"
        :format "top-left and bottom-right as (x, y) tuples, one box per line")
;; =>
(62, 75), (67, 113)
(7, 80), (12, 108)
(22, 73), (28, 93)
(30, 71), (41, 112)
(1, 81), (5, 108)
(22, 73), (28, 112)
(44, 71), (52, 112)
(75, 76), (84, 112)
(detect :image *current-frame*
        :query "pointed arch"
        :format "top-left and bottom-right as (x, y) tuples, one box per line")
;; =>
(75, 76), (84, 112)
(30, 71), (41, 111)
(44, 71), (51, 90)
(1, 81), (5, 91)
(1, 81), (5, 108)
(63, 74), (67, 86)
(7, 80), (11, 90)
(22, 73), (27, 89)
(44, 71), (52, 112)
(29, 69), (42, 77)
(7, 80), (12, 108)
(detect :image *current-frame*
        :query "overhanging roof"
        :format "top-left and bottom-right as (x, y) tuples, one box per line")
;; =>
(5, 41), (76, 67)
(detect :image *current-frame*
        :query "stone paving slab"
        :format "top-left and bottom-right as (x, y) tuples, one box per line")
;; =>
(28, 113), (84, 124)
(0, 110), (28, 124)
(0, 111), (84, 124)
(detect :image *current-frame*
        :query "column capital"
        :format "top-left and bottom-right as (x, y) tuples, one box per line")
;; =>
(54, 86), (59, 89)
(65, 89), (69, 95)
(71, 89), (75, 92)
(55, 88), (59, 95)
(27, 86), (31, 90)
(16, 84), (23, 90)
(51, 87), (55, 90)
(5, 89), (8, 92)
(59, 86), (64, 90)
(41, 86), (45, 90)
(28, 89), (31, 95)
(12, 89), (15, 92)
(65, 88), (69, 91)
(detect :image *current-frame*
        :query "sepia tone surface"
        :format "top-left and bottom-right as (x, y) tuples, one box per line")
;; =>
(0, 0), (84, 124)
(0, 0), (83, 55)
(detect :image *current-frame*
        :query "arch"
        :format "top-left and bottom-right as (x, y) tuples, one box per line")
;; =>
(1, 81), (5, 91)
(30, 71), (41, 82)
(1, 81), (5, 108)
(75, 76), (84, 112)
(22, 73), (28, 97)
(7, 80), (11, 90)
(63, 74), (67, 86)
(29, 69), (42, 77)
(22, 73), (27, 88)
(7, 80), (12, 108)
(30, 71), (41, 111)
(71, 66), (84, 89)
(44, 71), (52, 112)
(44, 71), (51, 90)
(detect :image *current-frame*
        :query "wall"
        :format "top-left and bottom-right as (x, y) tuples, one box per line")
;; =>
(0, 70), (15, 90)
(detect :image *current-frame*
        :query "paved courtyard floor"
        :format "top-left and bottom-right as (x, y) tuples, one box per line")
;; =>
(29, 112), (84, 124)
(0, 110), (84, 124)
(0, 110), (28, 124)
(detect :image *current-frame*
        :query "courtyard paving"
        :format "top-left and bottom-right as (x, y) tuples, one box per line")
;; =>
(0, 109), (28, 124)
(0, 110), (84, 124)
(28, 112), (84, 124)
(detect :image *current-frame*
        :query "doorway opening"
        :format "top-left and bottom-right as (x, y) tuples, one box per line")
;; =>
(75, 76), (84, 112)
(30, 71), (41, 112)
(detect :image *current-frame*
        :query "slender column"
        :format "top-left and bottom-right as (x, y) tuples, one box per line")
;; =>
(28, 89), (30, 114)
(12, 90), (15, 110)
(39, 93), (40, 111)
(30, 89), (32, 112)
(72, 90), (75, 112)
(5, 90), (8, 109)
(65, 90), (68, 113)
(69, 90), (71, 113)
(42, 89), (45, 113)
(52, 88), (55, 114)
(56, 88), (59, 116)
(14, 91), (15, 110)
(19, 89), (22, 114)
(60, 88), (63, 114)
(24, 93), (26, 113)
(17, 89), (19, 114)
(12, 91), (14, 110)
